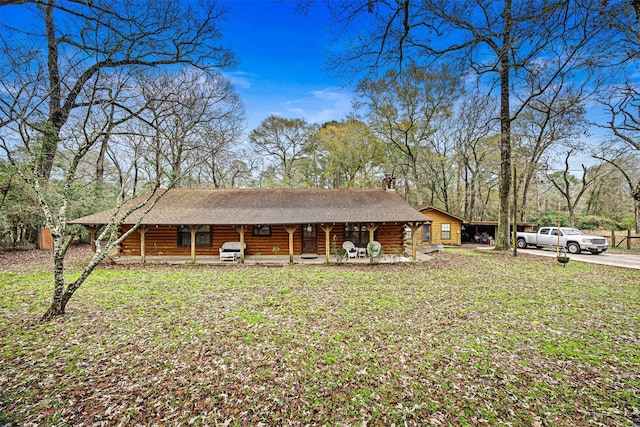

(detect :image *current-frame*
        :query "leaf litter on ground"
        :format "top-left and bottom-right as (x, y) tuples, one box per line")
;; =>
(0, 246), (638, 426)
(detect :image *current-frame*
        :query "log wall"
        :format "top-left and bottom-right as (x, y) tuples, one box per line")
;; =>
(118, 223), (406, 256)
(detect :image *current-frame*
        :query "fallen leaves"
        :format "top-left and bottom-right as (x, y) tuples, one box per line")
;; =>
(0, 249), (638, 425)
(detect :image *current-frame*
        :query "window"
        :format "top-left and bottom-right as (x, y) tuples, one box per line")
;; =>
(303, 224), (317, 238)
(441, 223), (451, 240)
(177, 225), (211, 247)
(253, 225), (271, 237)
(344, 223), (373, 246)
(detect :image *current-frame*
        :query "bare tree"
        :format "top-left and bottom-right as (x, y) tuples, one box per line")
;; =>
(546, 149), (606, 227)
(451, 94), (500, 221)
(593, 144), (640, 233)
(326, 0), (627, 250)
(249, 116), (313, 188)
(356, 63), (462, 205)
(197, 109), (247, 189)
(133, 69), (245, 188)
(0, 0), (234, 320)
(603, 0), (640, 52)
(602, 82), (640, 153)
(513, 81), (588, 222)
(0, 0), (233, 181)
(600, 81), (640, 232)
(418, 116), (462, 211)
(0, 72), (178, 320)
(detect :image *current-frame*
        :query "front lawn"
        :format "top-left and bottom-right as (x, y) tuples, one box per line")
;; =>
(1, 250), (638, 425)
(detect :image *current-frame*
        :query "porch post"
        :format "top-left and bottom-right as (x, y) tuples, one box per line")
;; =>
(189, 225), (198, 264)
(367, 224), (379, 263)
(87, 226), (99, 253)
(284, 225), (298, 264)
(367, 224), (378, 243)
(320, 224), (334, 263)
(237, 226), (246, 263)
(407, 222), (423, 262)
(139, 225), (149, 264)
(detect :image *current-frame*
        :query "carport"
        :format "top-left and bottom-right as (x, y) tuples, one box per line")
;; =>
(465, 221), (537, 243)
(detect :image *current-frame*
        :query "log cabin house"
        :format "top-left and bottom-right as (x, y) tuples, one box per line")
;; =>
(70, 188), (430, 263)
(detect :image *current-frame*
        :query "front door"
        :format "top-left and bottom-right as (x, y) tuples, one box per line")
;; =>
(422, 224), (431, 243)
(302, 224), (317, 253)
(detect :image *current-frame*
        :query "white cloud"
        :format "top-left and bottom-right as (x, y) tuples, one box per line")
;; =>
(281, 87), (353, 124)
(223, 71), (254, 89)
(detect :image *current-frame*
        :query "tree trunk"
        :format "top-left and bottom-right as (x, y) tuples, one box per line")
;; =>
(566, 198), (576, 227)
(635, 199), (640, 234)
(520, 167), (536, 222)
(40, 2), (62, 181)
(96, 134), (110, 185)
(41, 249), (67, 320)
(411, 158), (424, 206)
(633, 182), (640, 233)
(496, 0), (512, 251)
(467, 179), (476, 221)
(496, 63), (512, 250)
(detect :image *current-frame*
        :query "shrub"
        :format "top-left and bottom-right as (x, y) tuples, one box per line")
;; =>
(575, 215), (619, 231)
(619, 212), (637, 231)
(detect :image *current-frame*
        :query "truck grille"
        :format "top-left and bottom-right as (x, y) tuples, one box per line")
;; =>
(593, 238), (607, 244)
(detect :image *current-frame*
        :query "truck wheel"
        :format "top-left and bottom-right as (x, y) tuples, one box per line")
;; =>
(567, 242), (581, 254)
(516, 238), (527, 249)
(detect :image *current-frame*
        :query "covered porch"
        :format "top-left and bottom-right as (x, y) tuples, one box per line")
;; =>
(110, 250), (433, 265)
(113, 221), (426, 264)
(71, 188), (429, 265)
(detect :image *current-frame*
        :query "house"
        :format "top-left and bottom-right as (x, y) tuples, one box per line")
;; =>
(416, 206), (467, 246)
(69, 188), (428, 263)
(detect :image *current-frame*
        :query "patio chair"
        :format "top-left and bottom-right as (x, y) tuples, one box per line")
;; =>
(368, 241), (382, 258)
(342, 241), (358, 259)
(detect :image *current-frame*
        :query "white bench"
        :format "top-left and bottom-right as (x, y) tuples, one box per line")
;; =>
(219, 242), (245, 262)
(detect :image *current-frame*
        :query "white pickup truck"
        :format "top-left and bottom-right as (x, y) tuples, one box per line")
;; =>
(516, 227), (608, 254)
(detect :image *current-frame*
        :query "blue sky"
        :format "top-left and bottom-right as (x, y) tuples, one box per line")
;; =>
(0, 0), (352, 134)
(219, 0), (354, 132)
(0, 0), (622, 146)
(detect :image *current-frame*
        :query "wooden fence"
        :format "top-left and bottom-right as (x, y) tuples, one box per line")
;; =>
(607, 230), (640, 250)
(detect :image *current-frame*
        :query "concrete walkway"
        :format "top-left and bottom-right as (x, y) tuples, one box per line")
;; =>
(113, 251), (434, 266)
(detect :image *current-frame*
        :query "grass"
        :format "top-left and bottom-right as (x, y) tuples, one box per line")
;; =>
(0, 249), (639, 426)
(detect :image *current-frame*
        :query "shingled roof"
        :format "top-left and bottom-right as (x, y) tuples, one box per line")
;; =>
(70, 188), (429, 226)
(417, 205), (468, 223)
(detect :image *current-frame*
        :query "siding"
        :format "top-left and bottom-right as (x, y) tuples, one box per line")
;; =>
(417, 210), (463, 246)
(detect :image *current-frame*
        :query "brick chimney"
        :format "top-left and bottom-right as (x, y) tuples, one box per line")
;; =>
(382, 173), (396, 191)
